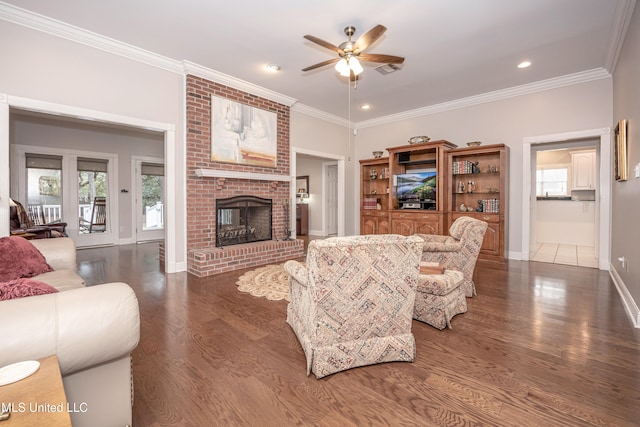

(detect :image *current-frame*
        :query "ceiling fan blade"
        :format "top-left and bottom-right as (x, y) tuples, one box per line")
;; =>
(354, 24), (387, 52)
(303, 35), (342, 53)
(302, 57), (340, 72)
(358, 53), (405, 64)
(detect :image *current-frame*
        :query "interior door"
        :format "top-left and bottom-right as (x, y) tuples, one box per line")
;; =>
(325, 163), (338, 235)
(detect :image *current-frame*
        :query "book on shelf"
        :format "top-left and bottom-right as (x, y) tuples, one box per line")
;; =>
(480, 198), (500, 213)
(452, 160), (474, 175)
(363, 198), (378, 210)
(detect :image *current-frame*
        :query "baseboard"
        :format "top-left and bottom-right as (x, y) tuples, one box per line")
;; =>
(118, 237), (136, 245)
(609, 264), (640, 328)
(508, 250), (523, 260)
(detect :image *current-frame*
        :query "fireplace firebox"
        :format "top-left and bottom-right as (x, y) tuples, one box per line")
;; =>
(216, 196), (272, 247)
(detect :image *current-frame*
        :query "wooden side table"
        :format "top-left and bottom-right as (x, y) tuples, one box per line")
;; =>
(296, 203), (308, 235)
(8, 232), (38, 240)
(0, 355), (72, 426)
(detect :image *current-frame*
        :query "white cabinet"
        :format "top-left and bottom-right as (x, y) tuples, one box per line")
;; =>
(571, 150), (596, 190)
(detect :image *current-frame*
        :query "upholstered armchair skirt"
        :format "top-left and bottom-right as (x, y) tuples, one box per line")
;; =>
(414, 269), (466, 329)
(416, 216), (488, 297)
(284, 234), (424, 379)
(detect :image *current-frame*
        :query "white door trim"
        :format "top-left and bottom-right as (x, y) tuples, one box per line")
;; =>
(521, 128), (611, 270)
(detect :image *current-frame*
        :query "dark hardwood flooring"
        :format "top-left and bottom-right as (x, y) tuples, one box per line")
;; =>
(76, 242), (640, 426)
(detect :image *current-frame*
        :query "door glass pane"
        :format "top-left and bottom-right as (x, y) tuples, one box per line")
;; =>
(26, 154), (63, 224)
(141, 163), (164, 231)
(78, 158), (108, 234)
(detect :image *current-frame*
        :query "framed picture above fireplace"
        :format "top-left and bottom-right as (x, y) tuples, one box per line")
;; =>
(210, 95), (278, 168)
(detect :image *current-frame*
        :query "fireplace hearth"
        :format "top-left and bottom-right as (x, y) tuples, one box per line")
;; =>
(216, 196), (272, 247)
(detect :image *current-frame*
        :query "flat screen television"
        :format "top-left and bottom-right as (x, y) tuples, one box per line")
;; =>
(397, 171), (437, 201)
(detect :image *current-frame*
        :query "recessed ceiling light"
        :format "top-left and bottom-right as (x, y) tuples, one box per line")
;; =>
(265, 64), (281, 72)
(517, 61), (532, 69)
(360, 104), (371, 110)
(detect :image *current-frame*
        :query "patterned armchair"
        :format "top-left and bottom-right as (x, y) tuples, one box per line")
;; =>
(416, 216), (488, 297)
(284, 234), (423, 379)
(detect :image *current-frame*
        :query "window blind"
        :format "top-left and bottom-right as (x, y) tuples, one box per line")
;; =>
(141, 162), (164, 176)
(26, 153), (62, 170)
(77, 158), (108, 172)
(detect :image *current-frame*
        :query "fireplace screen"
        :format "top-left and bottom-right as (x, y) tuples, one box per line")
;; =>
(216, 196), (272, 247)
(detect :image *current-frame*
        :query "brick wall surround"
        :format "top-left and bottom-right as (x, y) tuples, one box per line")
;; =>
(185, 75), (303, 277)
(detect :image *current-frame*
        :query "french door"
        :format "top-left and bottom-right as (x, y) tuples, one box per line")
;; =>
(75, 156), (118, 247)
(13, 145), (118, 247)
(133, 157), (165, 242)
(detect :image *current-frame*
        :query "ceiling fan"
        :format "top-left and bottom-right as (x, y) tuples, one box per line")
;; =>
(302, 24), (405, 80)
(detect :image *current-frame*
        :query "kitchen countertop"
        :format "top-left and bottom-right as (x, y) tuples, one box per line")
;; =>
(536, 196), (572, 201)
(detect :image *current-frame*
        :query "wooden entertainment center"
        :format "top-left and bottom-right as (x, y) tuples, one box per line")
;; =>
(360, 140), (508, 264)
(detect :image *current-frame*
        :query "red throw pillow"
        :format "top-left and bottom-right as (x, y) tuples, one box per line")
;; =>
(0, 278), (59, 301)
(0, 236), (54, 282)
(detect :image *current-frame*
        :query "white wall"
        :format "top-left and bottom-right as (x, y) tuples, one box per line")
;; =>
(612, 4), (640, 326)
(354, 79), (613, 258)
(0, 20), (186, 271)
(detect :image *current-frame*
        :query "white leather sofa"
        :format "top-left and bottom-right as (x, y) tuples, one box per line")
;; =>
(29, 237), (86, 291)
(0, 237), (140, 427)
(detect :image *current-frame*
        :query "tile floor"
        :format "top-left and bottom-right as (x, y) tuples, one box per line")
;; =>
(532, 242), (598, 268)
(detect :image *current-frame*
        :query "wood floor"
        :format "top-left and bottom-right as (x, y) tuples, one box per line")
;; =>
(76, 243), (640, 427)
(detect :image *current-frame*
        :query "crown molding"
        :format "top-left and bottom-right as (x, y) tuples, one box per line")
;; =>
(355, 68), (612, 129)
(0, 2), (184, 74)
(605, 0), (637, 73)
(0, 2), (297, 106)
(182, 61), (296, 107)
(0, 2), (621, 130)
(291, 103), (350, 127)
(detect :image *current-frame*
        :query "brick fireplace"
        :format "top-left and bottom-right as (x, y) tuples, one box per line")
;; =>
(185, 75), (303, 277)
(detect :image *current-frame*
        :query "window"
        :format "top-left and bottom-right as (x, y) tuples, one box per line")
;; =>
(536, 166), (569, 196)
(26, 153), (63, 223)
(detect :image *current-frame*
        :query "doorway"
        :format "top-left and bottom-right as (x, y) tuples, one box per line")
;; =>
(531, 144), (598, 267)
(521, 128), (611, 270)
(291, 147), (345, 238)
(1, 95), (179, 272)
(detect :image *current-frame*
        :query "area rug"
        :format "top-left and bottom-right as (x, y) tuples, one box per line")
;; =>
(236, 263), (290, 302)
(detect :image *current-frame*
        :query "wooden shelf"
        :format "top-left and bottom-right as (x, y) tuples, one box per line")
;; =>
(448, 144), (509, 263)
(359, 141), (509, 267)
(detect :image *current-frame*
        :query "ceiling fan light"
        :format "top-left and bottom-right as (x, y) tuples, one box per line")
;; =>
(349, 57), (364, 76)
(335, 58), (350, 76)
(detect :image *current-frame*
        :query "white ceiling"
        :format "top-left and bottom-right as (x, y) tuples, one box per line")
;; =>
(1, 0), (633, 123)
